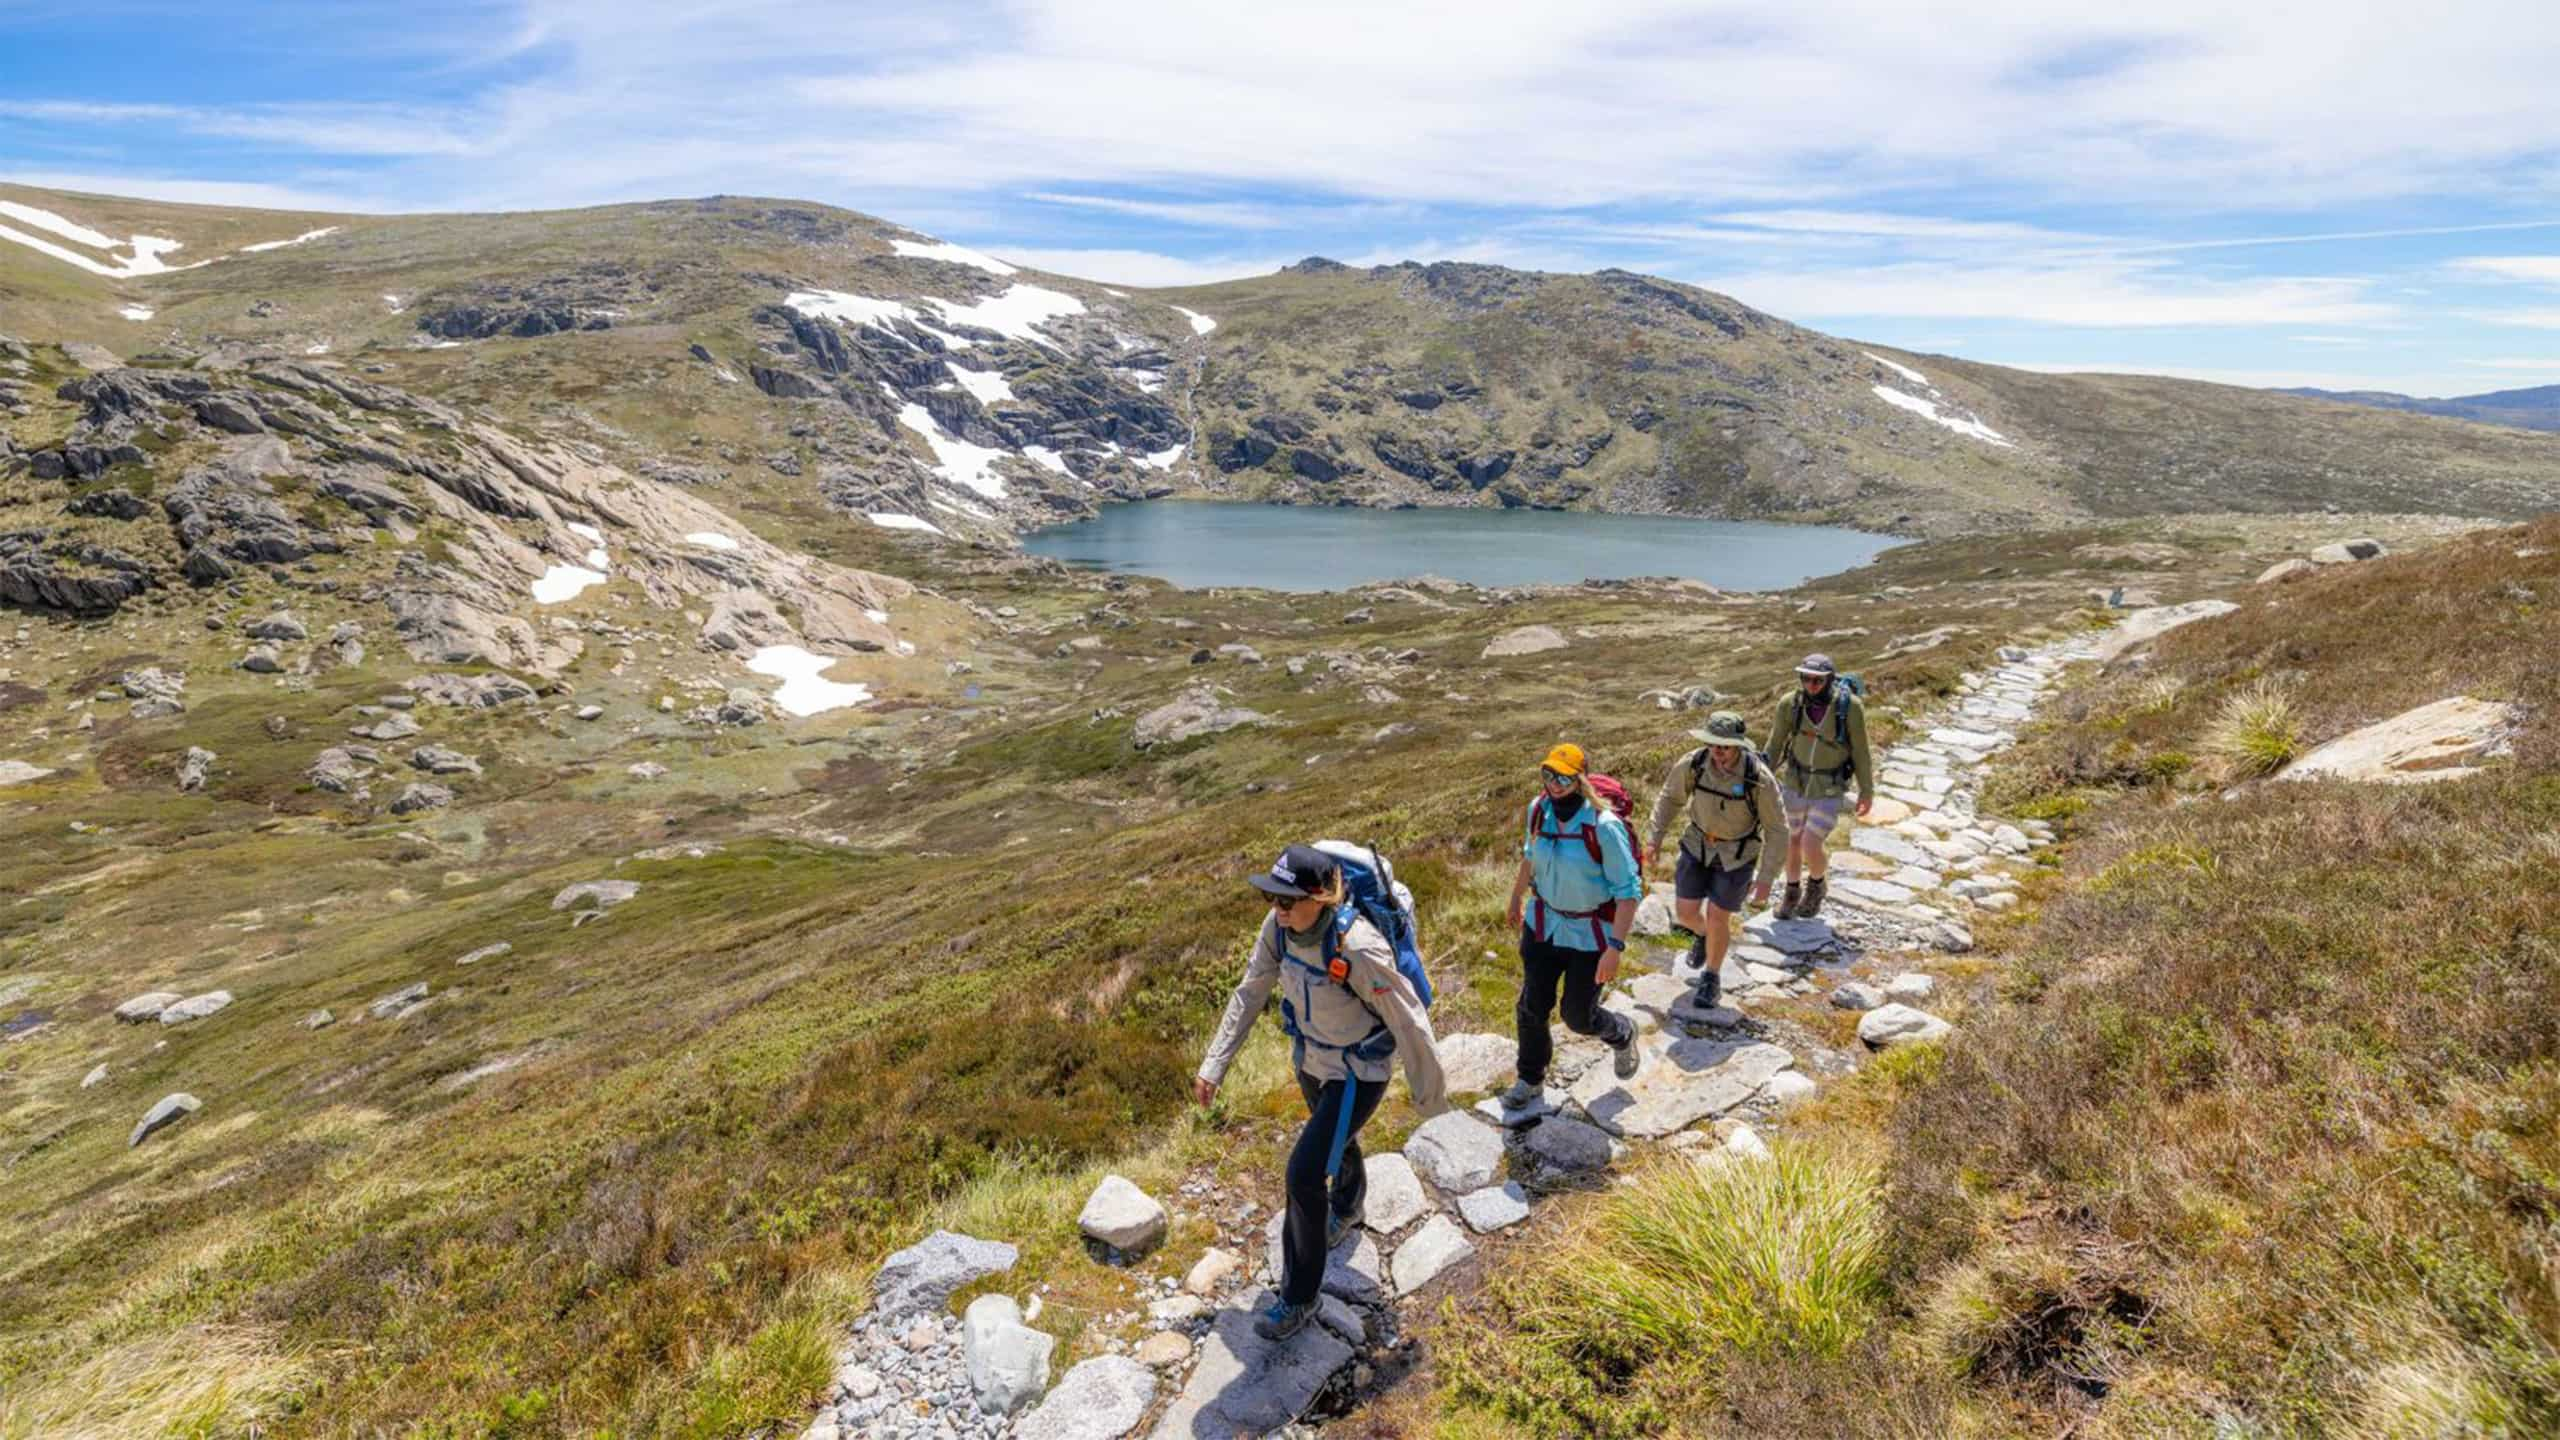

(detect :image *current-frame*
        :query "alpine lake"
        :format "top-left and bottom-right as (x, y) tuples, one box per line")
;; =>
(1022, 499), (1904, 591)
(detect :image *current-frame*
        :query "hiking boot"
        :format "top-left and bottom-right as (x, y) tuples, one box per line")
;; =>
(1327, 1210), (1359, 1250)
(1776, 882), (1803, 920)
(1500, 1078), (1542, 1110)
(1684, 931), (1706, 976)
(1254, 1296), (1316, 1342)
(1691, 966), (1722, 1012)
(1799, 876), (1828, 918)
(1611, 1028), (1643, 1080)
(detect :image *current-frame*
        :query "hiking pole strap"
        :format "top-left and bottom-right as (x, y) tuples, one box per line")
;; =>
(1324, 1077), (1359, 1181)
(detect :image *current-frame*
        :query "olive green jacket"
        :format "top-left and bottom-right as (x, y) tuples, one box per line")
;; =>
(1646, 745), (1788, 888)
(1765, 687), (1874, 802)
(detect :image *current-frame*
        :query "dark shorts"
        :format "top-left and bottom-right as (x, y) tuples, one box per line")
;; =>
(1675, 847), (1753, 914)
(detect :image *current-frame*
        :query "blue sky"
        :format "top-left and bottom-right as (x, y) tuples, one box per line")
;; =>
(6, 0), (2559, 397)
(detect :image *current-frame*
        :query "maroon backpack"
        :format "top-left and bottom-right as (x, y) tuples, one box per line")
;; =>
(1536, 773), (1646, 871)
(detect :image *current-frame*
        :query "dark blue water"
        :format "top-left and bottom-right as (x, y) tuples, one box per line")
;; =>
(1023, 501), (1900, 592)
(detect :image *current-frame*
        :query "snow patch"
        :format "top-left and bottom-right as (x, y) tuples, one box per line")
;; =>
(1871, 385), (2013, 447)
(584, 548), (610, 570)
(239, 226), (339, 253)
(683, 531), (740, 551)
(1861, 351), (1933, 390)
(0, 200), (196, 278)
(1022, 445), (1071, 475)
(785, 289), (920, 331)
(890, 237), (1017, 275)
(303, 342), (330, 356)
(383, 294), (406, 314)
(1173, 306), (1217, 335)
(531, 565), (609, 604)
(863, 608), (890, 624)
(868, 512), (944, 535)
(745, 645), (873, 716)
(1103, 287), (1129, 298)
(118, 304), (154, 321)
(1136, 443), (1186, 470)
(566, 522), (604, 544)
(895, 403), (1010, 499)
(945, 360), (1014, 405)
(925, 284), (1085, 345)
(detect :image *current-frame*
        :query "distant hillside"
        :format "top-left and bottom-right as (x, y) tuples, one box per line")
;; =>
(6, 181), (2558, 543)
(2278, 382), (2560, 433)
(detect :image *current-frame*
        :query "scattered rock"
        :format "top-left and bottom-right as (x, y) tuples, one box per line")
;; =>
(1184, 1246), (1240, 1297)
(1146, 1295), (1354, 1438)
(300, 1009), (334, 1029)
(239, 645), (283, 674)
(2309, 538), (2386, 565)
(1388, 1214), (1476, 1296)
(2281, 695), (2519, 785)
(627, 761), (667, 780)
(119, 666), (187, 718)
(2093, 599), (2239, 662)
(962, 1293), (1054, 1417)
(1858, 1004), (1953, 1049)
(390, 782), (453, 815)
(1017, 1354), (1154, 1439)
(409, 745), (482, 776)
(2256, 558), (2315, 584)
(1570, 1036), (1794, 1139)
(1829, 982), (1886, 1011)
(1132, 686), (1269, 748)
(1435, 1030), (1515, 1094)
(1134, 1331), (1192, 1370)
(551, 880), (640, 911)
(871, 1230), (1019, 1320)
(158, 990), (234, 1025)
(369, 983), (430, 1020)
(1456, 1181), (1533, 1233)
(1524, 1114), (1617, 1172)
(173, 746), (217, 792)
(114, 990), (182, 1023)
(1404, 1111), (1505, 1192)
(245, 613), (308, 642)
(352, 712), (421, 741)
(306, 746), (374, 792)
(130, 1092), (200, 1147)
(82, 1063), (109, 1089)
(1762, 1070), (1818, 1108)
(405, 672), (537, 708)
(1481, 624), (1567, 658)
(456, 942), (512, 965)
(1360, 1152), (1431, 1235)
(1078, 1174), (1168, 1256)
(1885, 973), (1937, 1001)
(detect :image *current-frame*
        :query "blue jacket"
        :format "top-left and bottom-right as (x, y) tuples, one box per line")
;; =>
(1522, 795), (1642, 950)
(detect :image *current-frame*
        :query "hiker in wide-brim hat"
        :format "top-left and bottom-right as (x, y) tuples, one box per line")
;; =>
(1195, 843), (1446, 1343)
(1645, 710), (1787, 1008)
(1500, 742), (1645, 1112)
(1765, 653), (1874, 920)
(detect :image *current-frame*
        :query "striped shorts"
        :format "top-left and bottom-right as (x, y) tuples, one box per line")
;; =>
(1780, 786), (1843, 839)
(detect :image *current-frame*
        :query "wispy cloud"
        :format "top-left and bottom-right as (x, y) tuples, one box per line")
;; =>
(2450, 256), (2560, 285)
(0, 100), (482, 157)
(987, 246), (1287, 287)
(1694, 260), (2395, 328)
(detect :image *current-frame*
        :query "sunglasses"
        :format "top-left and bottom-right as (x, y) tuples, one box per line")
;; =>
(1540, 770), (1577, 788)
(1267, 891), (1313, 907)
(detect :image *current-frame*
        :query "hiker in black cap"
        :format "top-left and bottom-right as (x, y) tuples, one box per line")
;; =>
(1765, 653), (1874, 919)
(1195, 844), (1447, 1342)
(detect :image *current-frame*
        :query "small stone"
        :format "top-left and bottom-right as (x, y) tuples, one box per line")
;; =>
(129, 1092), (200, 1147)
(1405, 1111), (1505, 1192)
(551, 880), (640, 911)
(114, 991), (182, 1024)
(1456, 1181), (1532, 1233)
(963, 1293), (1054, 1416)
(1885, 973), (1937, 1001)
(1014, 1355), (1153, 1440)
(1077, 1174), (1168, 1256)
(1359, 1152), (1431, 1235)
(1135, 1331), (1191, 1369)
(1762, 1070), (1818, 1108)
(1524, 1114), (1616, 1171)
(157, 990), (234, 1025)
(299, 1009), (334, 1029)
(1434, 1030), (1515, 1094)
(456, 942), (512, 965)
(1388, 1214), (1475, 1296)
(1184, 1246), (1239, 1296)
(175, 746), (216, 792)
(1859, 1004), (1953, 1048)
(575, 704), (604, 721)
(409, 744), (482, 776)
(1147, 1294), (1208, 1325)
(389, 782), (452, 815)
(368, 982), (430, 1020)
(82, 1063), (108, 1089)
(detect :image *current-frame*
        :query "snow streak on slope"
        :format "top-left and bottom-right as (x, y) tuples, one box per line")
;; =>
(1173, 306), (1217, 335)
(1871, 385), (2013, 447)
(1862, 351), (1931, 389)
(945, 361), (1014, 405)
(890, 237), (1017, 275)
(239, 226), (340, 253)
(894, 403), (1010, 499)
(0, 200), (194, 278)
(784, 285), (1084, 347)
(867, 512), (944, 534)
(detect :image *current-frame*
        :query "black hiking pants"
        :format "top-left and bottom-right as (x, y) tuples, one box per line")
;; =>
(1281, 1068), (1388, 1307)
(1513, 927), (1634, 1087)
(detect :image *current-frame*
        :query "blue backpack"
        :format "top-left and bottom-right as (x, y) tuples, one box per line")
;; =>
(1310, 839), (1432, 1008)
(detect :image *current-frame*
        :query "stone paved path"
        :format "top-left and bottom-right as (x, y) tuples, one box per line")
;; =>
(805, 630), (2108, 1440)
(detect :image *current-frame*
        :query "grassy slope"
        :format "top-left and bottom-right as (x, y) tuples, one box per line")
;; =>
(1, 503), (2349, 1436)
(1432, 517), (2560, 1438)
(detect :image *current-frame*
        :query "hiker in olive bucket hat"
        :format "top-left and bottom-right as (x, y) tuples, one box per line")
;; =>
(1765, 653), (1874, 919)
(1645, 711), (1787, 1010)
(1196, 843), (1446, 1343)
(1500, 742), (1646, 1112)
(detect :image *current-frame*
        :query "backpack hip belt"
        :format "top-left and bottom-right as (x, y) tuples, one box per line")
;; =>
(1276, 931), (1392, 1182)
(1528, 888), (1611, 951)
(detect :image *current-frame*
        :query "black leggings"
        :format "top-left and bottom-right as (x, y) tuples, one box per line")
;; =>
(1281, 1068), (1387, 1306)
(1514, 927), (1633, 1086)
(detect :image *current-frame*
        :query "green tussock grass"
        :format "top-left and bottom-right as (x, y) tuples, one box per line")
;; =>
(2201, 677), (2301, 780)
(1444, 1141), (1886, 1438)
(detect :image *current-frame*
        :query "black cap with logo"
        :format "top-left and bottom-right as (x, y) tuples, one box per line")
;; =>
(1249, 843), (1340, 899)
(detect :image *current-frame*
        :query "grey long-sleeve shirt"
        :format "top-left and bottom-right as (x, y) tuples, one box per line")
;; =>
(1196, 910), (1447, 1113)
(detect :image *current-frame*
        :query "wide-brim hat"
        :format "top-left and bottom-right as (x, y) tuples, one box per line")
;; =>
(1691, 710), (1751, 747)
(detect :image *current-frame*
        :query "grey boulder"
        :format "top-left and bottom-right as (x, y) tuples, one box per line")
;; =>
(130, 1092), (200, 1146)
(1077, 1174), (1167, 1256)
(1016, 1354), (1154, 1439)
(963, 1292), (1055, 1416)
(871, 1230), (1018, 1320)
(158, 990), (234, 1025)
(1404, 1110), (1504, 1192)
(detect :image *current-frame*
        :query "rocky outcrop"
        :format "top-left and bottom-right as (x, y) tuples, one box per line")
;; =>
(0, 528), (153, 614)
(2281, 695), (2519, 785)
(870, 1231), (1019, 1321)
(161, 435), (309, 583)
(1133, 687), (1268, 749)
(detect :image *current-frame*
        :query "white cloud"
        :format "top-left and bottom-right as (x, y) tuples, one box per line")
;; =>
(1694, 259), (2396, 328)
(2475, 308), (2560, 329)
(2466, 357), (2560, 371)
(988, 247), (1286, 287)
(2009, 360), (2494, 399)
(2450, 256), (2560, 285)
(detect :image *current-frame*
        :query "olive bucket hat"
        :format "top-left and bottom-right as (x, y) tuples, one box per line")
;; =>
(1692, 710), (1751, 747)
